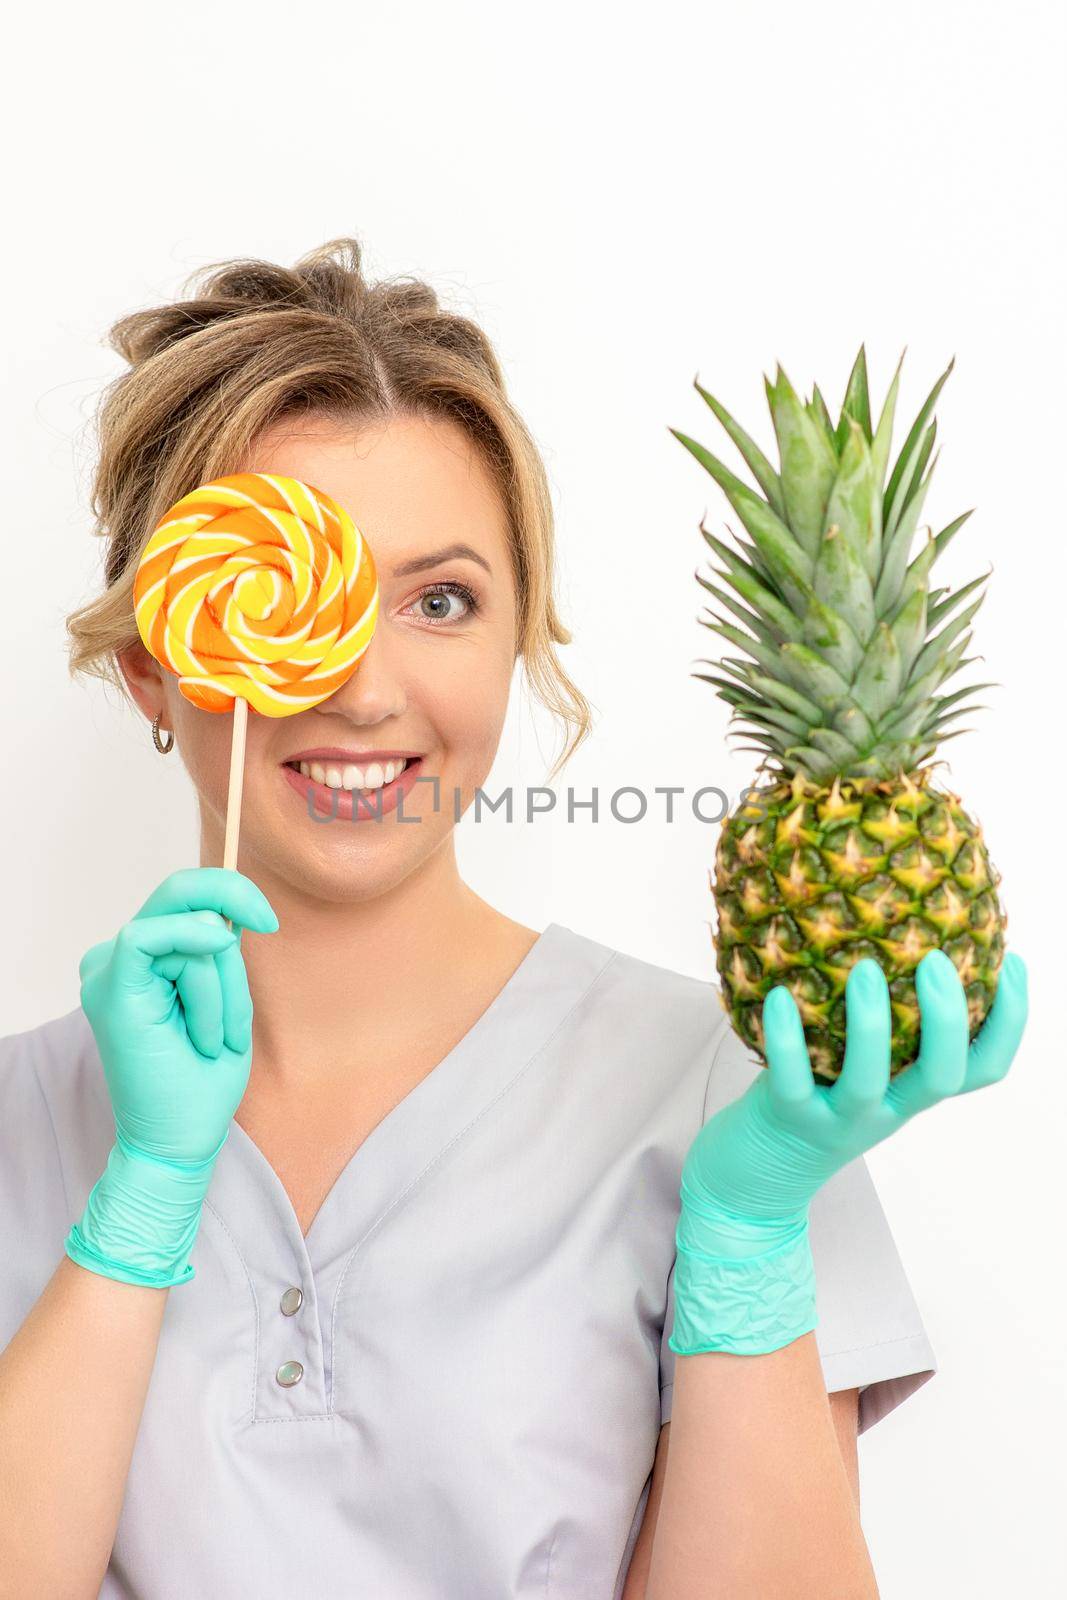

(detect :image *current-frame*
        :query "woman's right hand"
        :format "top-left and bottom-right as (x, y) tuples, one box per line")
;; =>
(78, 868), (279, 1166)
(65, 868), (279, 1288)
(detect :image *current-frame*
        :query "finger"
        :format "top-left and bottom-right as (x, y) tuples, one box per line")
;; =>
(915, 949), (970, 1094)
(886, 949), (968, 1118)
(151, 953), (186, 984)
(960, 952), (1029, 1093)
(168, 951), (225, 1059)
(833, 959), (892, 1115)
(214, 937), (254, 1057)
(761, 985), (815, 1110)
(130, 868), (280, 936)
(115, 915), (238, 989)
(152, 932), (253, 1052)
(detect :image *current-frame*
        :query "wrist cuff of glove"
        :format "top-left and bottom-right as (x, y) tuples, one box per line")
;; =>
(65, 1226), (196, 1289)
(64, 1132), (225, 1290)
(668, 1209), (818, 1357)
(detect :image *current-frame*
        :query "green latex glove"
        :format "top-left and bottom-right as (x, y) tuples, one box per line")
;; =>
(669, 949), (1029, 1356)
(65, 868), (278, 1289)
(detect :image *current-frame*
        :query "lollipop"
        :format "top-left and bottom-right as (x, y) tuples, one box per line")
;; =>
(134, 472), (378, 878)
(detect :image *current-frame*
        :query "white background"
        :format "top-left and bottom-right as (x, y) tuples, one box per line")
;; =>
(3, 2), (1063, 1594)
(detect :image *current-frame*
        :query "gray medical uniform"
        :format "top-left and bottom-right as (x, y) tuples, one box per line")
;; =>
(0, 922), (936, 1598)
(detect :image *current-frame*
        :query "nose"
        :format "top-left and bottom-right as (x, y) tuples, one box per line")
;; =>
(317, 623), (407, 725)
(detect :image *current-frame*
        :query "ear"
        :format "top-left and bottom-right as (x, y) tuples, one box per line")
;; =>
(116, 639), (167, 724)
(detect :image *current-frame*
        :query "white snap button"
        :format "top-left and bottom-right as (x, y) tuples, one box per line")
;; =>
(280, 1287), (303, 1316)
(276, 1360), (304, 1387)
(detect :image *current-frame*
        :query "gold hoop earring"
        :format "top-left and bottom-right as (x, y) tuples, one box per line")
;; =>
(151, 712), (175, 755)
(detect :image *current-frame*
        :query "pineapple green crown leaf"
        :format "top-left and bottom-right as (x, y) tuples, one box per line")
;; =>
(673, 345), (989, 785)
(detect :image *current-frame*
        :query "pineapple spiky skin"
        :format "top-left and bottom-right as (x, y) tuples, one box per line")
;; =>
(714, 771), (1005, 1082)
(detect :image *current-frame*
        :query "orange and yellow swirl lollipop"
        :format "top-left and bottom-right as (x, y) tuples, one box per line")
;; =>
(134, 471), (378, 716)
(134, 472), (379, 873)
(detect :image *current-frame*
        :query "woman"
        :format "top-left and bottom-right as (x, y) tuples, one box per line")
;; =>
(0, 239), (1027, 1597)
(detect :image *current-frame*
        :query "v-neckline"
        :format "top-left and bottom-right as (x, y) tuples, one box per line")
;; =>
(227, 922), (552, 1246)
(204, 919), (615, 1274)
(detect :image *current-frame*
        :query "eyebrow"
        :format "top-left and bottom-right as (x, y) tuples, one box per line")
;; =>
(390, 543), (493, 579)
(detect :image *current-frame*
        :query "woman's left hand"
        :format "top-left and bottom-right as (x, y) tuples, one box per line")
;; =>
(668, 949), (1028, 1356)
(687, 949), (1029, 1231)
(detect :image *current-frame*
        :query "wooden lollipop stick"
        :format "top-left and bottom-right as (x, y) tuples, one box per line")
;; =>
(222, 696), (248, 929)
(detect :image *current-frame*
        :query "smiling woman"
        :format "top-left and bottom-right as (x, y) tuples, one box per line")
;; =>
(0, 239), (952, 1600)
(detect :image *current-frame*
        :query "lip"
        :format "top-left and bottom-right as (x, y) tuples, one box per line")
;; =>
(281, 755), (425, 823)
(282, 747), (423, 765)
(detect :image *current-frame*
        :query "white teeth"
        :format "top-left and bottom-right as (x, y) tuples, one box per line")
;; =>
(296, 758), (407, 791)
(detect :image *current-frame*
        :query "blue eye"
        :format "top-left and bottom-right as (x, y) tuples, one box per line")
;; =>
(408, 580), (480, 625)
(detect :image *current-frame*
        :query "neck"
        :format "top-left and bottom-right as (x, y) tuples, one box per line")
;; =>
(199, 830), (500, 1093)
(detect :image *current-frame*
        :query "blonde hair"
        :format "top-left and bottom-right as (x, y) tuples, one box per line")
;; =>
(66, 237), (592, 780)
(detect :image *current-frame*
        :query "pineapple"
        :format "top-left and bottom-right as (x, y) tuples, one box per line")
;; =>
(672, 346), (1006, 1083)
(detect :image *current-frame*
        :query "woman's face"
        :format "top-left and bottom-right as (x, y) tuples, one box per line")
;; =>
(122, 412), (520, 906)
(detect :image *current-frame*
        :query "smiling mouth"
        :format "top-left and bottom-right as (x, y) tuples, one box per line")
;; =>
(282, 756), (420, 794)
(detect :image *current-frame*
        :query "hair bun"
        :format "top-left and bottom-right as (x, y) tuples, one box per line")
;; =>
(109, 240), (379, 366)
